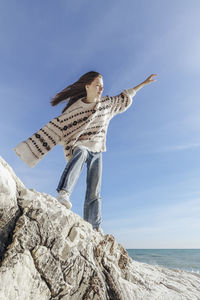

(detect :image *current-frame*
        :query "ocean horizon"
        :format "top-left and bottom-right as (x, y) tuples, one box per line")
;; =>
(126, 249), (200, 274)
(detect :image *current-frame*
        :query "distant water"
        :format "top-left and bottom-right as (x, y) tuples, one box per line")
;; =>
(126, 249), (200, 274)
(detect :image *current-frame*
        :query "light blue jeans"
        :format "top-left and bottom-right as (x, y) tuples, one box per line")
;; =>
(57, 145), (102, 229)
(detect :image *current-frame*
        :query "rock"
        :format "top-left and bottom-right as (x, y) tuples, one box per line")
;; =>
(0, 157), (24, 262)
(0, 155), (200, 300)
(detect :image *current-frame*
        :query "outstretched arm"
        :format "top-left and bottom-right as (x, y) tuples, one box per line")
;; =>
(107, 74), (157, 117)
(13, 116), (63, 168)
(126, 74), (157, 97)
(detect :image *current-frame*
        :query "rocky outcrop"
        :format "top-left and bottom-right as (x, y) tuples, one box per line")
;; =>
(0, 156), (200, 300)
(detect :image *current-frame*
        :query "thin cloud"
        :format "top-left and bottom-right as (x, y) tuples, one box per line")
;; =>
(107, 142), (200, 158)
(104, 197), (200, 248)
(156, 143), (200, 153)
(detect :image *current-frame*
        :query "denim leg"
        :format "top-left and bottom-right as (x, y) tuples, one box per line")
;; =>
(84, 151), (102, 228)
(56, 146), (88, 194)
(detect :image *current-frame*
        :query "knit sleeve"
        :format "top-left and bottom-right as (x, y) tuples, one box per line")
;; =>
(109, 88), (136, 117)
(13, 116), (63, 168)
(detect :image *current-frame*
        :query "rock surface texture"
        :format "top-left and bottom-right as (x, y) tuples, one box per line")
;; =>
(0, 156), (200, 300)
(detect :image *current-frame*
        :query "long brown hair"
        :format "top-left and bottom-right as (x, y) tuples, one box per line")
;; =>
(51, 71), (102, 113)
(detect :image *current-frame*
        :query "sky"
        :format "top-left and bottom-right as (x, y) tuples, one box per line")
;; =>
(1, 0), (200, 249)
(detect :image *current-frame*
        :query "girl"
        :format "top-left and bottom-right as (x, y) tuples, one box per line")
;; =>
(14, 71), (157, 234)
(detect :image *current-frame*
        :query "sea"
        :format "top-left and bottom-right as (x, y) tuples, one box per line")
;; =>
(126, 249), (200, 274)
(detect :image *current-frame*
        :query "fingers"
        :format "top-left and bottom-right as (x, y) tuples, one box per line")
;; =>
(143, 74), (158, 85)
(150, 74), (157, 78)
(149, 74), (158, 82)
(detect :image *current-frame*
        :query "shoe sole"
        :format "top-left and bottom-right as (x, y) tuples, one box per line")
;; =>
(58, 199), (72, 209)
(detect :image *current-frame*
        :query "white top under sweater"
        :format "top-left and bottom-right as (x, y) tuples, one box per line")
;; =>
(14, 88), (136, 167)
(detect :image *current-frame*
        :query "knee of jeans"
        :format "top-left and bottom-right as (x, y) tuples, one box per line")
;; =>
(74, 146), (88, 159)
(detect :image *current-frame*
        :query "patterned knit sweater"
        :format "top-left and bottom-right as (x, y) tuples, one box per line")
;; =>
(14, 89), (136, 167)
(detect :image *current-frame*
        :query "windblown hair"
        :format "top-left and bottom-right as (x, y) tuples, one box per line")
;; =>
(51, 71), (102, 113)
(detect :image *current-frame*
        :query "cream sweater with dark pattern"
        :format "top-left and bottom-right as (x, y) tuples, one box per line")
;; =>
(14, 89), (136, 167)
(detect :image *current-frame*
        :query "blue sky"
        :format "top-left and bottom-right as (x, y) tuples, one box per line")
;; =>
(1, 0), (200, 248)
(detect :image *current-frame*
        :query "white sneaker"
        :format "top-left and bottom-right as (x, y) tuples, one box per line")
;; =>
(57, 190), (72, 209)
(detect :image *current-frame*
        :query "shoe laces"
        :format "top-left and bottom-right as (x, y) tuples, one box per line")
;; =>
(59, 190), (70, 196)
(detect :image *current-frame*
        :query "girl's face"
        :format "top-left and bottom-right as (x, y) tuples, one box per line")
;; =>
(85, 76), (104, 101)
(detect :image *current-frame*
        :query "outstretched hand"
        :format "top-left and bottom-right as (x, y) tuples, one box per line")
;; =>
(132, 74), (158, 92)
(143, 74), (157, 85)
